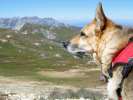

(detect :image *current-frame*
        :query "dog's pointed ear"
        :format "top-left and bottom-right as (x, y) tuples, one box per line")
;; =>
(95, 2), (106, 33)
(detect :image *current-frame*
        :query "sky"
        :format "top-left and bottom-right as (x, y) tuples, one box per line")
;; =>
(0, 0), (133, 26)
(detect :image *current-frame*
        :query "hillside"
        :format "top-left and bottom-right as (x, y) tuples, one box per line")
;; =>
(0, 17), (97, 83)
(20, 23), (80, 41)
(0, 17), (105, 99)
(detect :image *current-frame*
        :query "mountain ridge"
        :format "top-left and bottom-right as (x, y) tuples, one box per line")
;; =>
(0, 16), (68, 30)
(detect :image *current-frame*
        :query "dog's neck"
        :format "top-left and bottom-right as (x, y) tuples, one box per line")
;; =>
(94, 26), (130, 76)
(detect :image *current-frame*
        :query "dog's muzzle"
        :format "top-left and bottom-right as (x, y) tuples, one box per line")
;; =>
(62, 41), (86, 58)
(75, 52), (86, 58)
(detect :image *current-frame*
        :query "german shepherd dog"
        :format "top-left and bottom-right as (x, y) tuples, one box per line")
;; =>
(63, 3), (133, 100)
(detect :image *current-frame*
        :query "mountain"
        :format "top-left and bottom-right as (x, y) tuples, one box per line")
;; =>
(0, 17), (82, 67)
(0, 17), (90, 69)
(20, 23), (80, 41)
(0, 17), (67, 30)
(0, 17), (80, 41)
(0, 17), (94, 98)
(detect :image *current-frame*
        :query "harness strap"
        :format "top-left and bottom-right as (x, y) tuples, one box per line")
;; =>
(119, 96), (122, 100)
(122, 58), (133, 78)
(108, 64), (113, 78)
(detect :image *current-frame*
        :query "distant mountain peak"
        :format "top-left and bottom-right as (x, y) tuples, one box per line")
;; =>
(0, 17), (67, 30)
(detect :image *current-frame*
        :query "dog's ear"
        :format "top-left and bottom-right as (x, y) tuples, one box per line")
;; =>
(95, 2), (106, 34)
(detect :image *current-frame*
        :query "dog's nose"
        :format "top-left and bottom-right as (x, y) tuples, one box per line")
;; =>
(62, 41), (70, 48)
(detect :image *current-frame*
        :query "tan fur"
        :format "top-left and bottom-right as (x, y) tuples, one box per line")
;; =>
(66, 3), (133, 100)
(122, 71), (133, 100)
(107, 66), (123, 100)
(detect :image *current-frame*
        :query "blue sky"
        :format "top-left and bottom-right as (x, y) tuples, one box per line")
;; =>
(0, 0), (133, 26)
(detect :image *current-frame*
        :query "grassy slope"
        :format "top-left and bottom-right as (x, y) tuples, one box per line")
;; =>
(0, 28), (102, 88)
(20, 23), (80, 41)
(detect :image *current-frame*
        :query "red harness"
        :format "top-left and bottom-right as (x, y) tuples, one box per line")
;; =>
(112, 42), (133, 67)
(111, 42), (133, 100)
(119, 96), (122, 100)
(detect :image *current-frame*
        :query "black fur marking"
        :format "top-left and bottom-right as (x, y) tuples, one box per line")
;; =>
(122, 58), (133, 79)
(129, 37), (133, 42)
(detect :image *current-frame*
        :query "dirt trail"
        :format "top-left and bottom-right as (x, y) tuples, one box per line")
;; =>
(0, 79), (107, 100)
(38, 68), (100, 78)
(0, 67), (107, 100)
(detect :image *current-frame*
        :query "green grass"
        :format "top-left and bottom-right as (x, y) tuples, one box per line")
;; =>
(0, 41), (99, 87)
(0, 28), (102, 88)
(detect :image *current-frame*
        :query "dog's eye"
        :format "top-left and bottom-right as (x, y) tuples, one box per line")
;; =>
(80, 32), (86, 37)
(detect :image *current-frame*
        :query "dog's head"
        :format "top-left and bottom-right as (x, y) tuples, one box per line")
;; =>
(63, 3), (106, 55)
(63, 3), (121, 58)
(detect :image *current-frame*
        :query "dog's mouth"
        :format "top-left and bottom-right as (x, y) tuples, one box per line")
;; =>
(66, 46), (88, 58)
(62, 42), (88, 58)
(75, 51), (86, 58)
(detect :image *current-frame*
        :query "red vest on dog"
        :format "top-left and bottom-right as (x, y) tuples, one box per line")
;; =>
(112, 42), (133, 67)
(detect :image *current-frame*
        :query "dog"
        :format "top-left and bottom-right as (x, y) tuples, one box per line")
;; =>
(63, 3), (133, 100)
